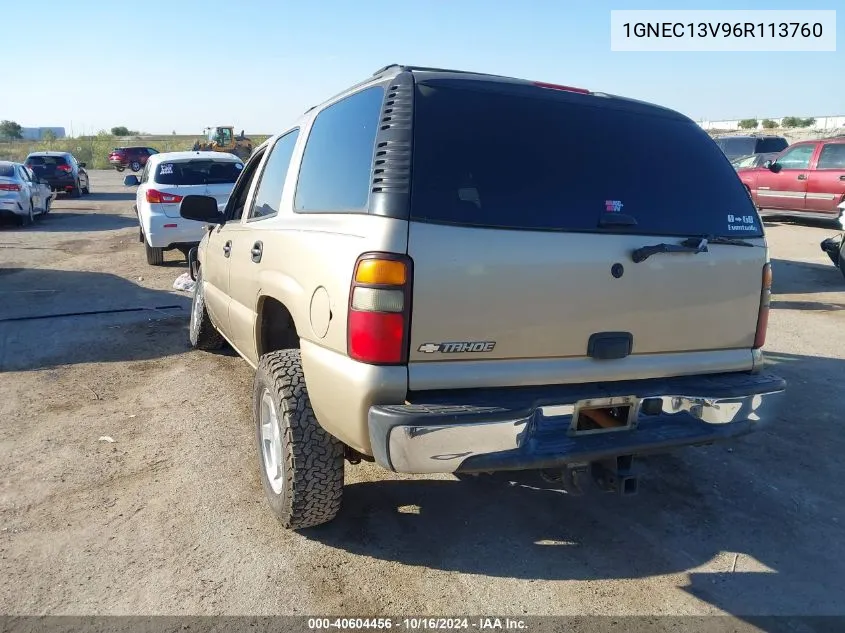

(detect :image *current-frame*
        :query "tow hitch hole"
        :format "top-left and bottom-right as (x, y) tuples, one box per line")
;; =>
(575, 405), (631, 432)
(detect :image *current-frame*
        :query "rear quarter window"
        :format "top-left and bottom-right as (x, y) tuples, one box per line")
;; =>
(410, 82), (762, 238)
(0, 164), (15, 178)
(155, 160), (244, 185)
(757, 137), (788, 153)
(817, 144), (845, 169)
(294, 85), (384, 213)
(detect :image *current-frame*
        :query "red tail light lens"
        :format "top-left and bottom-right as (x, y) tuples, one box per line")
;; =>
(56, 164), (72, 172)
(754, 263), (772, 349)
(146, 189), (183, 204)
(347, 253), (413, 365)
(0, 183), (21, 191)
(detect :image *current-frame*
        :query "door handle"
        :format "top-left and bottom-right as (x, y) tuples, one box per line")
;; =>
(223, 240), (231, 257)
(839, 175), (845, 181)
(797, 174), (807, 180)
(251, 241), (263, 263)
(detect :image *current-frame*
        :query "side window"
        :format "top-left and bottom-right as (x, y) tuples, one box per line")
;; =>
(140, 163), (150, 184)
(758, 137), (787, 153)
(817, 144), (845, 169)
(247, 130), (300, 221)
(226, 148), (266, 222)
(776, 145), (814, 169)
(294, 85), (384, 213)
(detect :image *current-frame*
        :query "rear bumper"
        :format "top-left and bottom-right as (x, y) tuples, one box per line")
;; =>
(142, 212), (208, 249)
(368, 371), (786, 474)
(43, 177), (76, 191)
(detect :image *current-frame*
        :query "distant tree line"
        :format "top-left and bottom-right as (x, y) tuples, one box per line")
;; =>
(737, 117), (817, 130)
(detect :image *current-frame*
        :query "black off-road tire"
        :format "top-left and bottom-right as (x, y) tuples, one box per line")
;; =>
(189, 268), (224, 351)
(144, 240), (164, 265)
(69, 181), (82, 198)
(254, 349), (344, 529)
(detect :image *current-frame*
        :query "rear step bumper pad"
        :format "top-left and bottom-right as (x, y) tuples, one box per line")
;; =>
(368, 372), (786, 474)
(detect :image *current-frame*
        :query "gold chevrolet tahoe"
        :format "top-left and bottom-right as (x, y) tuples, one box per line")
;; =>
(179, 64), (787, 530)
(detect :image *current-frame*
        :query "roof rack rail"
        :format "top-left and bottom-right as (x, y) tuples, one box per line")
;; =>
(371, 64), (500, 78)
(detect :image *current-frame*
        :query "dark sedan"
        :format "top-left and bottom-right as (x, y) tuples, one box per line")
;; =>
(24, 151), (90, 198)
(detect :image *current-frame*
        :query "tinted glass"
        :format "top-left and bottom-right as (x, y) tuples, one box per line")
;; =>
(26, 155), (68, 166)
(294, 86), (384, 212)
(155, 159), (243, 185)
(715, 137), (756, 158)
(0, 164), (15, 177)
(249, 130), (299, 220)
(411, 82), (761, 238)
(757, 137), (788, 153)
(817, 144), (845, 169)
(227, 148), (266, 221)
(776, 145), (814, 169)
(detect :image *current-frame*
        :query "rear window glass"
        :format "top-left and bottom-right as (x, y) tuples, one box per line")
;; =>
(155, 160), (243, 185)
(715, 138), (756, 157)
(26, 155), (68, 166)
(0, 164), (15, 177)
(410, 83), (761, 238)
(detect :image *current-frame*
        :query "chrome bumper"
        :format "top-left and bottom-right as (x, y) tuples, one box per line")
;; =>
(368, 372), (786, 474)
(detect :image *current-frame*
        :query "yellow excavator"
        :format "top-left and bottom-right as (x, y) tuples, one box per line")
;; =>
(191, 126), (253, 161)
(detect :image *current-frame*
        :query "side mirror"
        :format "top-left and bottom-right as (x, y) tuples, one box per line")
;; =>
(180, 195), (225, 225)
(123, 175), (140, 186)
(767, 161), (782, 173)
(78, 162), (87, 168)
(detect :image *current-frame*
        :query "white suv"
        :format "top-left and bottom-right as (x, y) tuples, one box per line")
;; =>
(124, 151), (243, 265)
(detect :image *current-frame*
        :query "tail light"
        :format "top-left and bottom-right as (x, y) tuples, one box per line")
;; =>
(347, 253), (413, 365)
(753, 263), (772, 349)
(0, 183), (21, 191)
(56, 164), (72, 172)
(146, 189), (183, 204)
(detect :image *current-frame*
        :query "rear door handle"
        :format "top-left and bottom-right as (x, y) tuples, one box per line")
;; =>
(839, 175), (845, 181)
(223, 240), (231, 257)
(251, 241), (263, 263)
(797, 174), (807, 180)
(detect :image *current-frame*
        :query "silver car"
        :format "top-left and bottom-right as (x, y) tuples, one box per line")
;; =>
(0, 161), (53, 226)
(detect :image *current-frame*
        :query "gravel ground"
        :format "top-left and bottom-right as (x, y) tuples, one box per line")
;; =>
(1, 170), (844, 621)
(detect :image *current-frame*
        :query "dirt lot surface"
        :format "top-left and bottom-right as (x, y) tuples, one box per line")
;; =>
(1, 170), (844, 620)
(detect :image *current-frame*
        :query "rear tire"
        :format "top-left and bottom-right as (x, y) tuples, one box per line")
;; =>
(254, 349), (344, 529)
(81, 180), (90, 195)
(189, 267), (224, 350)
(144, 239), (164, 265)
(70, 181), (82, 198)
(115, 166), (125, 172)
(21, 201), (35, 226)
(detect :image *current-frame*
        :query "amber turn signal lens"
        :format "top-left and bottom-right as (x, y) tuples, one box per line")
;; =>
(355, 259), (407, 285)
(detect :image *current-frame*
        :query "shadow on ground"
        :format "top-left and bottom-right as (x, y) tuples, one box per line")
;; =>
(763, 217), (841, 231)
(0, 267), (191, 371)
(81, 191), (136, 202)
(0, 211), (136, 233)
(770, 258), (843, 296)
(303, 352), (843, 620)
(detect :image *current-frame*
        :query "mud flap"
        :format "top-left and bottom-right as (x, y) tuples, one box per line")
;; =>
(188, 247), (199, 281)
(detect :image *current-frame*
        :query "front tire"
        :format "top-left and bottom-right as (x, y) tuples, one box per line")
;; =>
(130, 161), (142, 172)
(144, 239), (164, 265)
(189, 268), (224, 350)
(254, 349), (344, 529)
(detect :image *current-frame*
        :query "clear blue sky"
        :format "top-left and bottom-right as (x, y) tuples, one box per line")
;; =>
(4, 0), (842, 135)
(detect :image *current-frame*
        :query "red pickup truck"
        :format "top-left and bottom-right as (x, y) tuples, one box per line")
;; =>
(738, 136), (845, 227)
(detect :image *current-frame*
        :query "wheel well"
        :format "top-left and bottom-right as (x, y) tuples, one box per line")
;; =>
(256, 297), (299, 358)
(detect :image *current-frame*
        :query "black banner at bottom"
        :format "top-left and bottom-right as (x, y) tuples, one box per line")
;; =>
(1, 617), (843, 633)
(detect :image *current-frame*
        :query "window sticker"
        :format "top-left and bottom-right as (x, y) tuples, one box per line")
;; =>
(159, 163), (174, 175)
(605, 199), (624, 213)
(727, 213), (756, 232)
(235, 163), (243, 170)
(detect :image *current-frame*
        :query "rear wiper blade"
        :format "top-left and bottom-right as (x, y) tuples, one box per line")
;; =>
(598, 213), (638, 228)
(631, 237), (708, 263)
(683, 235), (756, 247)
